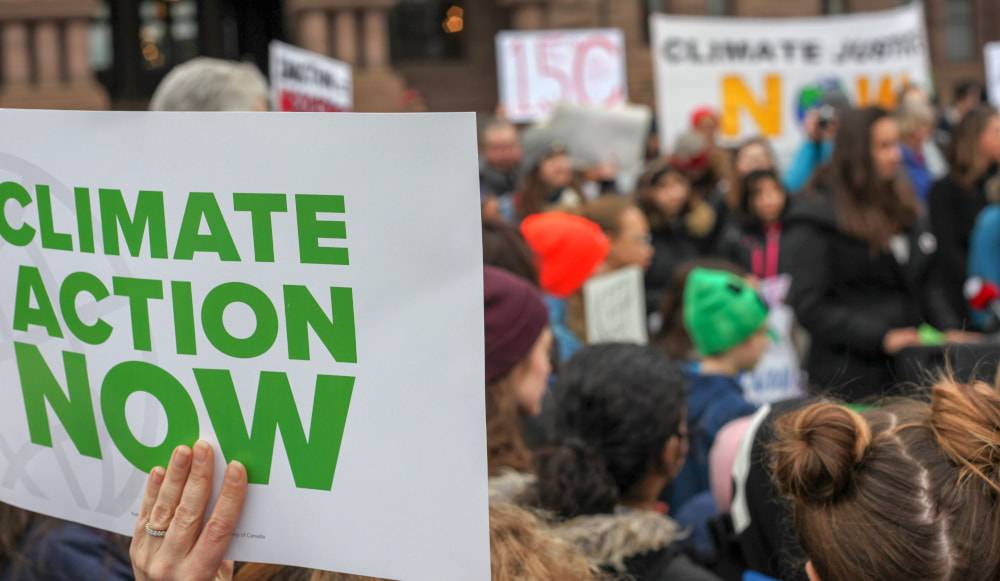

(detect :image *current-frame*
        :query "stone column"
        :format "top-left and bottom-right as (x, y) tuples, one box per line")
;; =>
(34, 21), (61, 85)
(299, 9), (329, 54)
(334, 9), (357, 65)
(362, 7), (389, 69)
(2, 21), (30, 85)
(66, 19), (91, 82)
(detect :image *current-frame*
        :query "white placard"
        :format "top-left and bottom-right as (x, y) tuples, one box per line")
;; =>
(270, 40), (353, 112)
(0, 110), (487, 580)
(986, 42), (1000, 108)
(584, 266), (648, 344)
(741, 275), (803, 405)
(523, 103), (652, 193)
(496, 29), (628, 123)
(651, 4), (931, 164)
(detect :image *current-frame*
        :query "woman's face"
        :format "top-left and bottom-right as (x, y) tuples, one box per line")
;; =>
(750, 177), (786, 225)
(736, 142), (773, 176)
(608, 206), (654, 271)
(538, 153), (574, 189)
(511, 328), (553, 417)
(652, 173), (690, 218)
(978, 115), (1000, 163)
(870, 117), (902, 182)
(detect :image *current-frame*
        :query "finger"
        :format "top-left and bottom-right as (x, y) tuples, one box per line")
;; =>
(189, 461), (248, 578)
(134, 466), (165, 537)
(147, 445), (193, 533)
(161, 441), (215, 559)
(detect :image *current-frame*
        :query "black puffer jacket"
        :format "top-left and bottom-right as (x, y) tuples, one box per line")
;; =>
(781, 191), (959, 401)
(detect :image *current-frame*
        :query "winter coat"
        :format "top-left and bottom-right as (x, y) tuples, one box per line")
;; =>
(901, 145), (933, 205)
(968, 204), (1000, 328)
(716, 219), (784, 279)
(552, 509), (719, 581)
(783, 140), (832, 194)
(645, 200), (720, 313)
(1, 522), (133, 581)
(781, 190), (959, 401)
(928, 171), (992, 322)
(669, 370), (757, 512)
(489, 471), (720, 581)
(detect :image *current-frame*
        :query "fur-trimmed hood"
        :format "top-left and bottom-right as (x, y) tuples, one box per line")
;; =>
(550, 508), (686, 573)
(487, 470), (687, 573)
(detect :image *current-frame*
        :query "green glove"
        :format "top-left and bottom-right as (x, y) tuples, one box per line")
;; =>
(918, 323), (946, 346)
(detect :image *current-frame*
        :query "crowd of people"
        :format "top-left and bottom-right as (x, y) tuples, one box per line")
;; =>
(4, 57), (1000, 581)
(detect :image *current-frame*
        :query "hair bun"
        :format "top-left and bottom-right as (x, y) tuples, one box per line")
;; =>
(931, 379), (1000, 494)
(771, 403), (872, 504)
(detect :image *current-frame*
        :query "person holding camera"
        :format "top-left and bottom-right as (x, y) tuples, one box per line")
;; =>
(783, 106), (837, 194)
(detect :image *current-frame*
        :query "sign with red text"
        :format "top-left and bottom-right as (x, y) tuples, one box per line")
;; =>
(651, 3), (930, 162)
(496, 29), (628, 123)
(270, 40), (353, 112)
(0, 110), (487, 580)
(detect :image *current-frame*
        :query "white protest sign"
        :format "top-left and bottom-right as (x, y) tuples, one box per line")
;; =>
(496, 28), (628, 123)
(651, 4), (931, 163)
(269, 40), (353, 112)
(584, 266), (648, 344)
(523, 103), (652, 193)
(0, 110), (487, 580)
(986, 42), (1000, 108)
(741, 275), (803, 405)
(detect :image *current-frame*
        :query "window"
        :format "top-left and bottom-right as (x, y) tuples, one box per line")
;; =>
(90, 1), (113, 73)
(706, 0), (731, 16)
(945, 0), (975, 62)
(138, 0), (199, 71)
(390, 0), (465, 62)
(823, 0), (848, 14)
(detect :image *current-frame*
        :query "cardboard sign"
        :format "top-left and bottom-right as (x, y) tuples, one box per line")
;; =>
(986, 42), (1000, 108)
(584, 266), (648, 344)
(496, 29), (628, 123)
(522, 103), (652, 193)
(270, 40), (353, 112)
(740, 275), (804, 405)
(0, 110), (487, 580)
(650, 4), (931, 163)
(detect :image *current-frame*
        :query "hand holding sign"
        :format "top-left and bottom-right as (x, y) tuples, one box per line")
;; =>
(130, 442), (247, 581)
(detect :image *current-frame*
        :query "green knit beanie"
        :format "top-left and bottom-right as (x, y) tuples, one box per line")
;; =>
(683, 268), (770, 356)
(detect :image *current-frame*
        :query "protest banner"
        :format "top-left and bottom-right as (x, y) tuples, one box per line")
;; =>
(270, 40), (353, 112)
(650, 3), (931, 162)
(496, 28), (628, 123)
(986, 42), (1000, 108)
(522, 103), (652, 194)
(740, 275), (803, 405)
(0, 110), (487, 580)
(584, 266), (648, 345)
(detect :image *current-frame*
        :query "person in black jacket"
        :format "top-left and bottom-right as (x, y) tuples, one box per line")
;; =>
(928, 105), (1000, 325)
(717, 169), (788, 279)
(529, 344), (719, 581)
(637, 160), (720, 313)
(783, 107), (968, 401)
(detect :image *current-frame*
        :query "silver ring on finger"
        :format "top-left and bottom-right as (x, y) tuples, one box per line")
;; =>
(144, 521), (168, 538)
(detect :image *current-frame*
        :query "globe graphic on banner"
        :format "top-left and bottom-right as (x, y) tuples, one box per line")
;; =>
(794, 77), (850, 123)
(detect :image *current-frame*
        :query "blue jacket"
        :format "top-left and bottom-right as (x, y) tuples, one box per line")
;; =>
(1, 522), (133, 581)
(783, 140), (832, 194)
(670, 370), (756, 512)
(968, 205), (1000, 328)
(543, 294), (582, 364)
(901, 145), (933, 205)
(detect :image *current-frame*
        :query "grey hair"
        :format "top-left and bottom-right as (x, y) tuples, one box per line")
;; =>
(149, 57), (269, 112)
(897, 100), (936, 139)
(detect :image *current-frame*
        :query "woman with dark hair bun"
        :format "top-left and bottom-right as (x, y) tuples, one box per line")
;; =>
(783, 106), (967, 401)
(529, 344), (719, 581)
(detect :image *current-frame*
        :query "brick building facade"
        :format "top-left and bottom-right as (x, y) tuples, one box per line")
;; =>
(0, 0), (996, 112)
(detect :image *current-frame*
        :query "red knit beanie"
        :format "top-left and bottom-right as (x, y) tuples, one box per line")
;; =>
(484, 266), (549, 384)
(520, 212), (610, 298)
